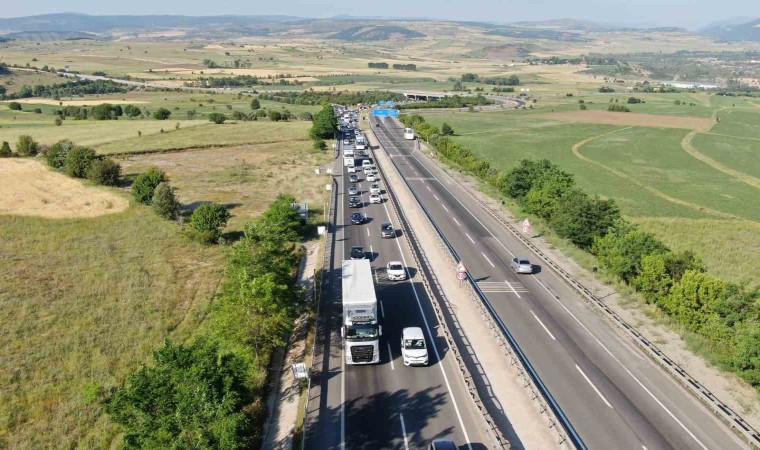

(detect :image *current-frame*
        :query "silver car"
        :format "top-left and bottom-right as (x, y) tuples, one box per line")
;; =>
(510, 257), (533, 274)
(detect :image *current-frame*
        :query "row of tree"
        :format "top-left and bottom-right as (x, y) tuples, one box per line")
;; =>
(368, 62), (389, 69)
(399, 113), (760, 388)
(105, 194), (309, 447)
(0, 79), (131, 101)
(259, 90), (405, 106)
(399, 95), (494, 110)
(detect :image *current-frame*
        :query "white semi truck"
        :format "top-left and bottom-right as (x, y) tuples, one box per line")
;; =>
(341, 259), (381, 364)
(343, 144), (355, 167)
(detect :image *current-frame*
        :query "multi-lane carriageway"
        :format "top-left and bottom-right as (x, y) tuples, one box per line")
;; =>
(369, 115), (748, 450)
(304, 127), (494, 449)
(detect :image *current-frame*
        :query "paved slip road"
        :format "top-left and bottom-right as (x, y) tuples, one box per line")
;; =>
(371, 115), (748, 450)
(304, 129), (493, 450)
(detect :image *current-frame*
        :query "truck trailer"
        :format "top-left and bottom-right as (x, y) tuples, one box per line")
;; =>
(341, 259), (381, 364)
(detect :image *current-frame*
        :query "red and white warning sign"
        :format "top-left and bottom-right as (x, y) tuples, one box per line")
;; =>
(522, 218), (532, 234)
(456, 261), (467, 281)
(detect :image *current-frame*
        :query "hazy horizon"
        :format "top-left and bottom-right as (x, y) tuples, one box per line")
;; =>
(1, 1), (758, 30)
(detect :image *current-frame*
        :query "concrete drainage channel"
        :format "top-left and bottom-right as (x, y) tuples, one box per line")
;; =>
(368, 123), (580, 449)
(405, 126), (760, 450)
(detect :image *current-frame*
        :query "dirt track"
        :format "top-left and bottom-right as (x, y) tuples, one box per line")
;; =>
(0, 159), (128, 218)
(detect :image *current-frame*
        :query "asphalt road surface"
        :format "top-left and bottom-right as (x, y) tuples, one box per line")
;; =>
(370, 115), (747, 450)
(304, 128), (494, 450)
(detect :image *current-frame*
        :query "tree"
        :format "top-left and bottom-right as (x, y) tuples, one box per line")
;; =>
(313, 138), (327, 151)
(592, 221), (668, 283)
(87, 158), (121, 186)
(0, 141), (12, 158)
(16, 135), (39, 156)
(208, 112), (227, 124)
(507, 75), (520, 86)
(91, 103), (121, 120)
(123, 104), (141, 117)
(441, 122), (454, 136)
(132, 167), (168, 204)
(268, 110), (283, 122)
(152, 107), (171, 120)
(309, 103), (338, 139)
(250, 98), (260, 110)
(552, 191), (620, 249)
(104, 339), (254, 449)
(727, 321), (760, 385)
(661, 270), (725, 332)
(191, 203), (231, 243)
(65, 146), (97, 178)
(633, 253), (672, 304)
(152, 182), (181, 220)
(8, 102), (22, 111)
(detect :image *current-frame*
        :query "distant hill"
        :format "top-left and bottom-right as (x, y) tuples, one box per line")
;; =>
(329, 25), (425, 41)
(0, 13), (305, 33)
(699, 17), (760, 42)
(2, 31), (99, 41)
(512, 18), (610, 32)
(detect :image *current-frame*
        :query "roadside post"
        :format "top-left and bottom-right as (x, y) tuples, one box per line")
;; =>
(456, 261), (467, 286)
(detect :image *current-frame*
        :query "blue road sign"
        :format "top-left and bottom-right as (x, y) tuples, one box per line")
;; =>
(373, 109), (399, 117)
(378, 100), (386, 106)
(386, 100), (395, 107)
(389, 109), (399, 117)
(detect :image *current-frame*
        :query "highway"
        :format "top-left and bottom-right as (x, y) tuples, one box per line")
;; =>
(304, 124), (494, 449)
(370, 115), (748, 450)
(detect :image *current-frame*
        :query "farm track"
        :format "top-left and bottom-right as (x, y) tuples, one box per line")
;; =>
(570, 127), (745, 220)
(680, 108), (760, 190)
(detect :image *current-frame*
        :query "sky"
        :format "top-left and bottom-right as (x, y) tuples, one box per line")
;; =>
(1, 0), (758, 30)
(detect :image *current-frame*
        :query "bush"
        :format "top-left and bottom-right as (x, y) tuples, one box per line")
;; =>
(123, 104), (141, 117)
(65, 146), (97, 178)
(152, 182), (181, 220)
(599, 86), (615, 93)
(231, 110), (247, 121)
(8, 102), (22, 111)
(87, 157), (121, 186)
(132, 167), (168, 204)
(0, 141), (12, 158)
(91, 103), (122, 120)
(190, 203), (231, 243)
(313, 138), (327, 151)
(441, 122), (454, 136)
(104, 339), (254, 449)
(268, 111), (283, 122)
(152, 107), (171, 120)
(16, 135), (39, 156)
(54, 117), (63, 126)
(250, 98), (260, 110)
(46, 139), (76, 169)
(208, 112), (227, 124)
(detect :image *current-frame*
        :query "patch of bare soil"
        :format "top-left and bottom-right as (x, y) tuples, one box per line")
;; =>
(0, 159), (128, 218)
(539, 110), (713, 130)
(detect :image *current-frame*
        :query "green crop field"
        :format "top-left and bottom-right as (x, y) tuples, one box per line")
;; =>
(423, 98), (760, 285)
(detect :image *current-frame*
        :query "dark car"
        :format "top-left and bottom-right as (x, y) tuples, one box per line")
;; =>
(428, 440), (457, 450)
(380, 221), (395, 238)
(349, 196), (362, 208)
(350, 246), (365, 260)
(351, 212), (365, 224)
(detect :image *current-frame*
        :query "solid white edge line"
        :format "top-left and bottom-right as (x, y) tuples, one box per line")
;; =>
(338, 161), (346, 450)
(533, 278), (709, 450)
(391, 122), (711, 450)
(377, 164), (474, 450)
(400, 413), (410, 450)
(387, 341), (395, 370)
(531, 310), (556, 341)
(481, 252), (496, 268)
(576, 364), (613, 409)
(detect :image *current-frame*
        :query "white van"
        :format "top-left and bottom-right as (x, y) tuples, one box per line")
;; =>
(403, 128), (415, 140)
(401, 327), (428, 366)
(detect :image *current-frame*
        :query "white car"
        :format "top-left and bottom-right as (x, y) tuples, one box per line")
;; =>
(363, 166), (373, 175)
(386, 261), (406, 281)
(369, 183), (381, 195)
(348, 186), (359, 196)
(367, 174), (377, 182)
(401, 327), (428, 366)
(347, 165), (356, 173)
(369, 193), (382, 204)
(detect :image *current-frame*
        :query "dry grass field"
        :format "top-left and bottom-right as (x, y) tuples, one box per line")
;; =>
(539, 110), (714, 130)
(0, 159), (128, 218)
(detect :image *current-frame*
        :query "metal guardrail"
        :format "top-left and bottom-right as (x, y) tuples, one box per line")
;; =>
(371, 139), (511, 449)
(404, 125), (760, 450)
(368, 121), (582, 449)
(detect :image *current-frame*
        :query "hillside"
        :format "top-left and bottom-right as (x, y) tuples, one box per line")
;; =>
(2, 31), (99, 41)
(700, 17), (760, 42)
(329, 25), (425, 41)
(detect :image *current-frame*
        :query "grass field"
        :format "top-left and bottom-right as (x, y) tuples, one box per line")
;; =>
(423, 101), (760, 285)
(0, 206), (225, 448)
